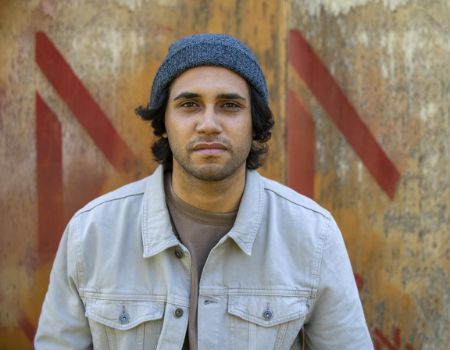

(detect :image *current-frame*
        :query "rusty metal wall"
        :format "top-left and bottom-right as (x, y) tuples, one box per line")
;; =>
(0, 1), (286, 348)
(288, 0), (449, 349)
(1, 0), (449, 349)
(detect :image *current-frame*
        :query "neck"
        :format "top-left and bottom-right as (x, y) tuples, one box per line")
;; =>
(170, 164), (246, 213)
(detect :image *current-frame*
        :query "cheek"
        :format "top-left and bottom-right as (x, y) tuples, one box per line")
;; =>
(244, 117), (253, 140)
(234, 119), (253, 149)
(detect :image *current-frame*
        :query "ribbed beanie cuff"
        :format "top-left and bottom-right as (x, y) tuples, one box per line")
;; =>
(149, 33), (268, 108)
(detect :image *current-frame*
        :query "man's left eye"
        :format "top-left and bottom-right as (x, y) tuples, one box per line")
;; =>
(222, 102), (240, 109)
(181, 101), (197, 108)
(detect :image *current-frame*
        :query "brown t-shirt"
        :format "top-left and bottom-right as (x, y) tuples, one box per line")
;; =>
(164, 173), (236, 350)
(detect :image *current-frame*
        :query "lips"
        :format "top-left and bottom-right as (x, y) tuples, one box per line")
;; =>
(191, 142), (228, 155)
(193, 142), (227, 150)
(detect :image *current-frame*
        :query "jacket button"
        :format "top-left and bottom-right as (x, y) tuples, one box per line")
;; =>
(174, 247), (184, 259)
(118, 306), (130, 324)
(262, 310), (273, 320)
(174, 308), (184, 318)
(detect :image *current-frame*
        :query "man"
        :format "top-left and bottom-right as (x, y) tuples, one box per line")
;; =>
(35, 33), (373, 349)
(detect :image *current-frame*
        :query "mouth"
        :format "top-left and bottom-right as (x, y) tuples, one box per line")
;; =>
(191, 142), (228, 155)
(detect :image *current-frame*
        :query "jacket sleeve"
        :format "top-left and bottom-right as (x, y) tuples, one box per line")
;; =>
(34, 217), (92, 349)
(305, 216), (374, 350)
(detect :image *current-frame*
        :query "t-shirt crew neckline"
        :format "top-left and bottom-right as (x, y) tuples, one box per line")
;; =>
(165, 172), (237, 226)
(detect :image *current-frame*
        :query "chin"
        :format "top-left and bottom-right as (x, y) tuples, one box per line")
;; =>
(191, 167), (231, 181)
(185, 163), (244, 182)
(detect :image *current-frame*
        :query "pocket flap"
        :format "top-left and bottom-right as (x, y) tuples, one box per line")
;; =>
(85, 299), (165, 331)
(228, 294), (307, 327)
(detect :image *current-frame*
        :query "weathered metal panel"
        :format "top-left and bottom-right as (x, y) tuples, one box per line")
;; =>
(0, 0), (286, 347)
(1, 0), (449, 348)
(289, 0), (450, 348)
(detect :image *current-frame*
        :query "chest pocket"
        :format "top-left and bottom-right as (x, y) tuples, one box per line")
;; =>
(227, 294), (308, 350)
(85, 298), (165, 350)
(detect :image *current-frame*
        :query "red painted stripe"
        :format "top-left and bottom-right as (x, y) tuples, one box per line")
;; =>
(287, 90), (315, 198)
(35, 32), (138, 174)
(354, 273), (364, 291)
(374, 339), (381, 350)
(288, 29), (400, 199)
(374, 328), (398, 350)
(18, 314), (36, 344)
(36, 93), (64, 256)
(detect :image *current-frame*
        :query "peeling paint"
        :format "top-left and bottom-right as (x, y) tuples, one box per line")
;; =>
(419, 102), (437, 122)
(402, 29), (424, 82)
(357, 161), (363, 183)
(1, 2), (288, 345)
(293, 0), (410, 17)
(116, 0), (177, 10)
(380, 31), (397, 81)
(290, 0), (450, 348)
(358, 30), (369, 47)
(39, 0), (57, 18)
(116, 0), (142, 11)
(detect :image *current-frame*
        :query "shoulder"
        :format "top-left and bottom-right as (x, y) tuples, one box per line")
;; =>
(73, 176), (148, 218)
(257, 174), (345, 265)
(65, 176), (150, 249)
(260, 174), (331, 219)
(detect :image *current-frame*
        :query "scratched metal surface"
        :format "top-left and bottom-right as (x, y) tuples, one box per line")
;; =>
(0, 0), (286, 348)
(289, 0), (450, 349)
(1, 0), (449, 349)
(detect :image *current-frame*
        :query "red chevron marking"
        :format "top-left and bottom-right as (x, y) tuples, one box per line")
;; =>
(288, 29), (400, 199)
(35, 31), (138, 175)
(36, 93), (64, 256)
(287, 90), (315, 198)
(374, 328), (414, 350)
(18, 313), (36, 344)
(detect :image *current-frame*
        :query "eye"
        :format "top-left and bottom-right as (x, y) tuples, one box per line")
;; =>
(180, 101), (198, 108)
(222, 102), (241, 109)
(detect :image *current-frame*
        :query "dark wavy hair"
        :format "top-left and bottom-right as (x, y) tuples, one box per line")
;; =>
(135, 85), (274, 170)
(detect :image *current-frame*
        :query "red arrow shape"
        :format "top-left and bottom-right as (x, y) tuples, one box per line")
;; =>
(287, 90), (315, 198)
(36, 93), (64, 256)
(289, 29), (400, 199)
(35, 32), (139, 175)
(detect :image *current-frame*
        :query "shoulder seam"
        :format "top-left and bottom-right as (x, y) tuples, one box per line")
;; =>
(74, 192), (144, 218)
(263, 187), (330, 218)
(72, 216), (83, 289)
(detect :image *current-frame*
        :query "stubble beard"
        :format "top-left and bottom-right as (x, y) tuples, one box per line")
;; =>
(174, 153), (246, 182)
(172, 143), (251, 182)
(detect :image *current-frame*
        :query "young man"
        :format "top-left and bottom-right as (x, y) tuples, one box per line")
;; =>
(35, 34), (373, 349)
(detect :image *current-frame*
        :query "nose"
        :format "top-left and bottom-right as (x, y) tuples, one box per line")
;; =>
(195, 105), (222, 134)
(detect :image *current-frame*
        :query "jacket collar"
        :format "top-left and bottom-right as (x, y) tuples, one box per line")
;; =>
(227, 169), (265, 255)
(141, 166), (180, 258)
(141, 165), (265, 257)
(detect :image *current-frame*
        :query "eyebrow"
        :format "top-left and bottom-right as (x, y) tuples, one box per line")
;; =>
(172, 92), (247, 102)
(216, 93), (247, 102)
(173, 92), (200, 101)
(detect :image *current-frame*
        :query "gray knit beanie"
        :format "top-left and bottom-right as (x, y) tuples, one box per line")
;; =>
(149, 33), (268, 108)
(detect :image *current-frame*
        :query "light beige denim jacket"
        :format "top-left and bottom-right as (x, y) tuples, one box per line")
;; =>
(35, 166), (373, 350)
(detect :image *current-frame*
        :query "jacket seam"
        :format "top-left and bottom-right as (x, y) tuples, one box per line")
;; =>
(73, 216), (84, 291)
(74, 192), (144, 218)
(263, 187), (330, 218)
(310, 215), (330, 298)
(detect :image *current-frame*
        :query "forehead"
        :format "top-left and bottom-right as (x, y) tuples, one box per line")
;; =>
(169, 66), (249, 97)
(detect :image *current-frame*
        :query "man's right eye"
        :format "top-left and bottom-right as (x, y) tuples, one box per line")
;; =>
(180, 101), (198, 108)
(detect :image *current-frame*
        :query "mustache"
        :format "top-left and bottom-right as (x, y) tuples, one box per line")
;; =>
(187, 137), (232, 150)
